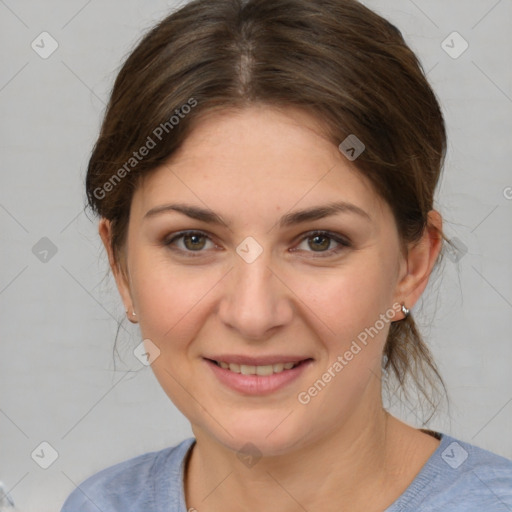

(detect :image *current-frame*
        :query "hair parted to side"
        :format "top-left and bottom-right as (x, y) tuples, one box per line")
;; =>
(85, 0), (451, 421)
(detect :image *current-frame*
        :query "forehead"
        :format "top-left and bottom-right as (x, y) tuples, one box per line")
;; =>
(132, 105), (389, 223)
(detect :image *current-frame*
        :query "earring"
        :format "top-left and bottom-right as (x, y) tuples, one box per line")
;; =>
(401, 303), (410, 319)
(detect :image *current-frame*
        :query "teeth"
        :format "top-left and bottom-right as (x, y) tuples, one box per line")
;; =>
(241, 365), (256, 375)
(216, 360), (301, 375)
(256, 365), (273, 376)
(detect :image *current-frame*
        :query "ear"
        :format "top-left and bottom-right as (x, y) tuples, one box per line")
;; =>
(98, 218), (136, 321)
(394, 210), (443, 315)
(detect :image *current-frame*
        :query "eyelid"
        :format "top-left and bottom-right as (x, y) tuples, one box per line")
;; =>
(163, 229), (351, 257)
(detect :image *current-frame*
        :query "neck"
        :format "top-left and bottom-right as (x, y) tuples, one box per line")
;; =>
(184, 398), (417, 512)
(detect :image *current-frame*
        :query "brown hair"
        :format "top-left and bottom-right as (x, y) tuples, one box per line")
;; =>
(86, 0), (451, 420)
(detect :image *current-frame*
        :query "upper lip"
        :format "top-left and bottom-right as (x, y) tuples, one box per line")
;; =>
(204, 355), (313, 366)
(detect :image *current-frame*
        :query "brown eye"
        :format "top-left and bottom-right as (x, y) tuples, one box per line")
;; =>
(293, 231), (351, 257)
(164, 231), (214, 255)
(308, 234), (331, 251)
(182, 233), (207, 251)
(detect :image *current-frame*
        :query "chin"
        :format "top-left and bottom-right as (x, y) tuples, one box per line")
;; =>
(202, 408), (311, 458)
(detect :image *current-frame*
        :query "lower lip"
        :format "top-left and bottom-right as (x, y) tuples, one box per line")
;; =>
(204, 358), (313, 395)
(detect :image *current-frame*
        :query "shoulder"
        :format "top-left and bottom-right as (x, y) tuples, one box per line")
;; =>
(409, 434), (512, 511)
(60, 437), (195, 512)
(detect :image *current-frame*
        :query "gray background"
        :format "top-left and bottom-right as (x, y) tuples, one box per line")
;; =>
(1, 0), (511, 510)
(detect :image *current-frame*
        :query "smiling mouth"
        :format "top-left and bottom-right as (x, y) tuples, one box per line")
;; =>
(207, 359), (310, 376)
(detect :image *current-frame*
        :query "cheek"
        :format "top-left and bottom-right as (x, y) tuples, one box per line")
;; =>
(128, 245), (212, 346)
(294, 257), (396, 345)
(134, 269), (213, 350)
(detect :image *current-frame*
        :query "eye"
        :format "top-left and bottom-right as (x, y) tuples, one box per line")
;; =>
(292, 230), (351, 257)
(163, 231), (216, 256)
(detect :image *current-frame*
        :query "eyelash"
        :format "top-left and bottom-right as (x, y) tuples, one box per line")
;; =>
(162, 230), (351, 258)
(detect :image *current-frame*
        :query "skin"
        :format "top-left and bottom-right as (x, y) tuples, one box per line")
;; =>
(99, 104), (443, 512)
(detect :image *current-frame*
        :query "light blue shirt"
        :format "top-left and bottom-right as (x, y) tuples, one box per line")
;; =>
(61, 432), (512, 511)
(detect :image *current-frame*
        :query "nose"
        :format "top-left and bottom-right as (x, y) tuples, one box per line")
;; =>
(217, 250), (294, 340)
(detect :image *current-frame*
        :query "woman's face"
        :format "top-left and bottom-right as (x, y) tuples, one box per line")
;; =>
(105, 105), (413, 455)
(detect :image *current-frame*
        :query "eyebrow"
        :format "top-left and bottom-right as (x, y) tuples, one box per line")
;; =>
(143, 201), (372, 228)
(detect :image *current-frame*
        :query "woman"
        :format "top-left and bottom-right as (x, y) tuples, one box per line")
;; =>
(61, 0), (512, 510)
